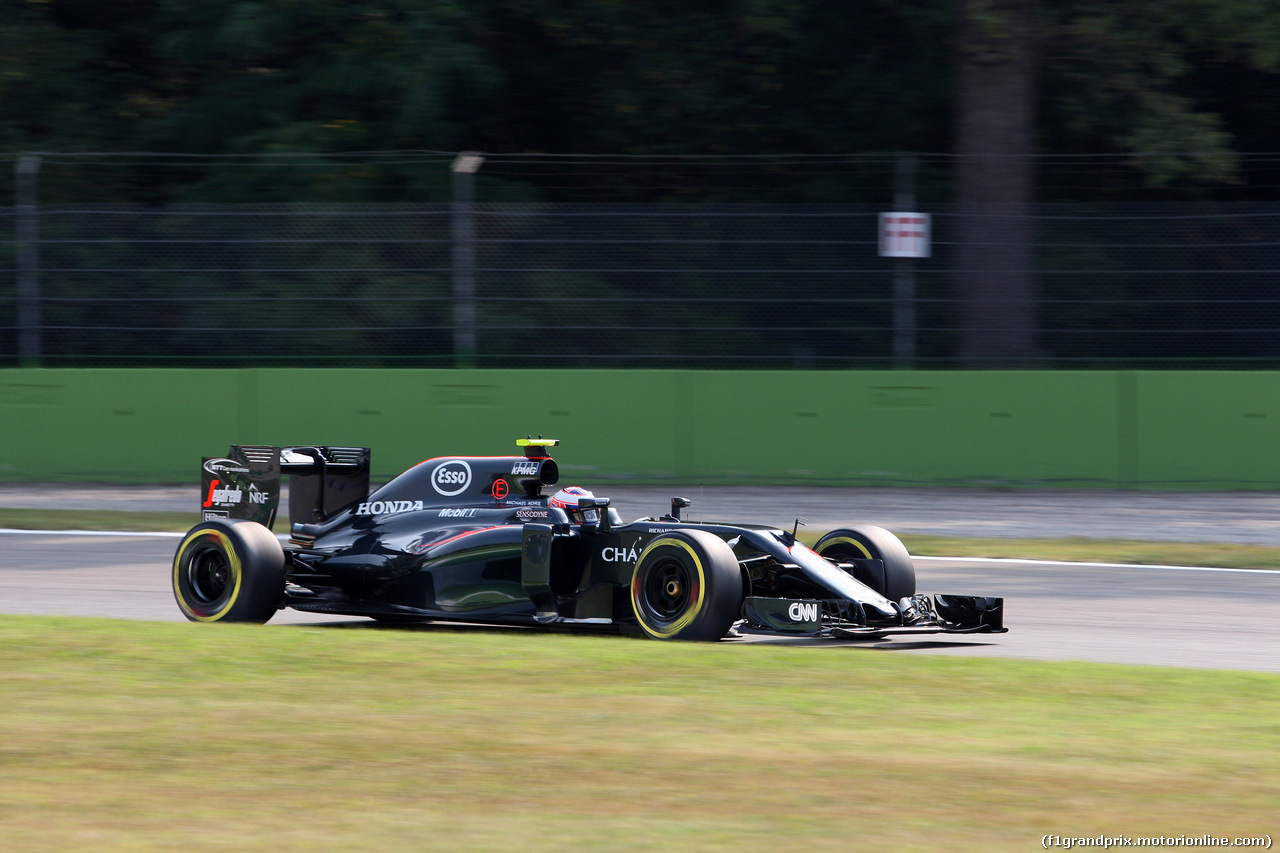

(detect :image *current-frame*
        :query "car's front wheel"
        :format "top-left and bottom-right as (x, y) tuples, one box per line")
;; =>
(630, 530), (743, 640)
(173, 519), (286, 623)
(815, 526), (916, 601)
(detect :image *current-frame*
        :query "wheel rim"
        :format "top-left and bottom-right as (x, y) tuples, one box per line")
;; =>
(174, 528), (243, 620)
(641, 556), (693, 622)
(186, 544), (233, 606)
(630, 534), (735, 641)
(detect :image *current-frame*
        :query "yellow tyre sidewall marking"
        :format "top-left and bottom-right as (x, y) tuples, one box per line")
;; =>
(631, 538), (707, 639)
(821, 536), (872, 560)
(174, 529), (243, 622)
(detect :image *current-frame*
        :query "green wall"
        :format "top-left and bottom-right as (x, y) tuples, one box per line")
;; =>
(1, 368), (1277, 488)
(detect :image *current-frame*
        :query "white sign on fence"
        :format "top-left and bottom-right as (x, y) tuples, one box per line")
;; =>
(879, 212), (931, 258)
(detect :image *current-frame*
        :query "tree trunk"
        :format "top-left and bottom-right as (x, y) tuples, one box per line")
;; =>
(954, 0), (1038, 364)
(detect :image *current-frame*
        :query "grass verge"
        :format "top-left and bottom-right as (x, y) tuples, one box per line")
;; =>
(1, 616), (1276, 852)
(801, 530), (1280, 570)
(895, 534), (1280, 570)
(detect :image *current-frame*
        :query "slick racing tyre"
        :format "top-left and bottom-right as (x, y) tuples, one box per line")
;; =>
(630, 530), (743, 641)
(815, 526), (916, 601)
(173, 519), (286, 623)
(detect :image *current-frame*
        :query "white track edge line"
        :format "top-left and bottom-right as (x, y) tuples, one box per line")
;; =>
(0, 528), (184, 538)
(912, 555), (1278, 574)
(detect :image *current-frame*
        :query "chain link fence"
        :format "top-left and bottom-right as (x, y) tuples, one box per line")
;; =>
(3, 154), (1279, 368)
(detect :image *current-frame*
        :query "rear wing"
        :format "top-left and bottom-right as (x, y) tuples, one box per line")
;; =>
(201, 445), (370, 528)
(280, 446), (370, 524)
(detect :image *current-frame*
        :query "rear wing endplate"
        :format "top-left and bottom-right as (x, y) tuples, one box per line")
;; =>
(201, 446), (281, 527)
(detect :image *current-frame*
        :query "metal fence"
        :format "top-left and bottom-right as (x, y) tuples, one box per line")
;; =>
(4, 174), (1280, 368)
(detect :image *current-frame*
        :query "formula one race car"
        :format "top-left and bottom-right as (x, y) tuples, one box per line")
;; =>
(173, 439), (1005, 641)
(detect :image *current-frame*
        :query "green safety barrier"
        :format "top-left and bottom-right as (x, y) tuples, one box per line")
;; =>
(0, 368), (1276, 488)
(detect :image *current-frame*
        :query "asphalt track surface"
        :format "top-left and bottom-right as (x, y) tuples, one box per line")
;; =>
(2, 485), (1279, 673)
(6, 482), (1280, 543)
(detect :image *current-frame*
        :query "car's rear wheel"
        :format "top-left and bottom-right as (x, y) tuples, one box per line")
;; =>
(815, 526), (916, 601)
(173, 519), (286, 623)
(630, 530), (743, 640)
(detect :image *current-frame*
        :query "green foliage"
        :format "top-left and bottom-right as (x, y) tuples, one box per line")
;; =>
(9, 1), (1280, 368)
(5, 0), (1280, 199)
(1042, 0), (1280, 187)
(0, 1), (111, 150)
(146, 1), (498, 155)
(1, 1), (499, 201)
(472, 0), (953, 160)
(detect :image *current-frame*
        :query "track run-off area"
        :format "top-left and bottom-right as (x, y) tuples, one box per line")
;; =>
(3, 484), (1279, 671)
(3, 527), (1277, 673)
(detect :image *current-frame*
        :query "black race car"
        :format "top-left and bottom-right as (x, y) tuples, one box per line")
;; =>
(174, 439), (1005, 641)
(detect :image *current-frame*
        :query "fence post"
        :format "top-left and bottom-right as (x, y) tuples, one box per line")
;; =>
(892, 154), (917, 366)
(16, 154), (42, 365)
(451, 152), (484, 368)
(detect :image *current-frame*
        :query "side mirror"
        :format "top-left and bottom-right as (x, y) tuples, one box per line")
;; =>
(577, 496), (611, 533)
(670, 496), (691, 521)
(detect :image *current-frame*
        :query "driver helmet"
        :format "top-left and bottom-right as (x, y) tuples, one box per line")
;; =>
(549, 486), (597, 524)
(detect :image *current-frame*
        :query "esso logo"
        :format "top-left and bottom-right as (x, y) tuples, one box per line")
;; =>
(432, 460), (472, 496)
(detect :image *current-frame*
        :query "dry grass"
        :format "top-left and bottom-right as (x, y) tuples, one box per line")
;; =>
(1, 616), (1276, 851)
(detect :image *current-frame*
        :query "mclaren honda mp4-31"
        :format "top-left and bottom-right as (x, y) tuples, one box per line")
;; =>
(173, 439), (1006, 641)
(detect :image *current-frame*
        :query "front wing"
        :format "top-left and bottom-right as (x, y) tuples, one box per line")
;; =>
(739, 593), (1006, 639)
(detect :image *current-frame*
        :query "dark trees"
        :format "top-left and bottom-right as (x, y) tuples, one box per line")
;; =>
(954, 0), (1039, 363)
